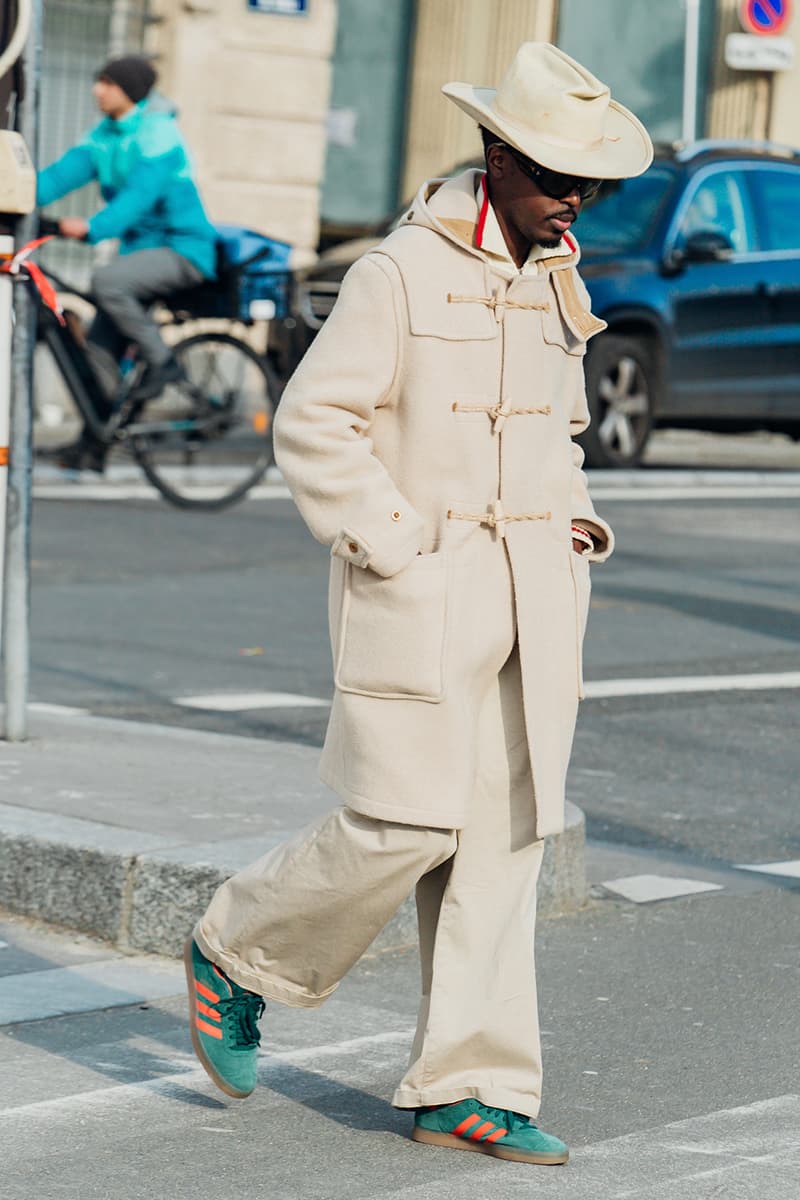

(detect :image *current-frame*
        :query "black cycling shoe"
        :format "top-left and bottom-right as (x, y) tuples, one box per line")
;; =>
(133, 355), (185, 401)
(55, 438), (108, 474)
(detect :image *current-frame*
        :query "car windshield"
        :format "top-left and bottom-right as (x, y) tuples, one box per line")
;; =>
(575, 166), (677, 254)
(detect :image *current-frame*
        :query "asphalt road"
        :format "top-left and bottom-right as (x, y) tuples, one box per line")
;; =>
(25, 478), (800, 865)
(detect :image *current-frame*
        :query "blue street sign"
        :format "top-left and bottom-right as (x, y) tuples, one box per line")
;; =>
(741, 0), (791, 34)
(247, 0), (308, 14)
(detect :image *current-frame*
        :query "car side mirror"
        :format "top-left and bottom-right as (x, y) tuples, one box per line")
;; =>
(683, 230), (734, 262)
(663, 230), (734, 274)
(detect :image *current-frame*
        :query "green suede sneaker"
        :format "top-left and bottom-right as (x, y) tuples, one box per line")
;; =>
(184, 937), (265, 1099)
(412, 1098), (568, 1165)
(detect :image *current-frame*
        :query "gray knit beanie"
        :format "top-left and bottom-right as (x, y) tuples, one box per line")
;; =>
(97, 55), (156, 104)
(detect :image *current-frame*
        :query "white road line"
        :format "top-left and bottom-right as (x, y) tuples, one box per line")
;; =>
(22, 671), (800, 728)
(584, 671), (800, 700)
(735, 860), (800, 879)
(174, 691), (330, 711)
(600, 875), (724, 904)
(32, 484), (800, 505)
(0, 1027), (415, 1124)
(590, 485), (800, 501)
(32, 483), (293, 502)
(28, 702), (90, 718)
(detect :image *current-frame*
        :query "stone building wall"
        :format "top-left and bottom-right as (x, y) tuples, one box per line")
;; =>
(148, 0), (336, 258)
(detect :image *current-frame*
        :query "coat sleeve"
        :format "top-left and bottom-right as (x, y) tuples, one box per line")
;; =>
(37, 145), (96, 207)
(273, 253), (425, 578)
(568, 369), (614, 563)
(86, 149), (177, 245)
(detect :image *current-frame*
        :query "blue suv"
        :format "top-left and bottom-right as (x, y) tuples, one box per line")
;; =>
(275, 140), (800, 467)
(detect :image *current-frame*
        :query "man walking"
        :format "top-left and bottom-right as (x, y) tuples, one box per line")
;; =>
(37, 54), (217, 471)
(185, 42), (652, 1166)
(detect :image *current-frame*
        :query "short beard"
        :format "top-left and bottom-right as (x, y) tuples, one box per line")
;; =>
(536, 235), (563, 250)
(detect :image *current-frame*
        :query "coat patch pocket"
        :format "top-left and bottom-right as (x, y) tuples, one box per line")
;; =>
(335, 553), (449, 701)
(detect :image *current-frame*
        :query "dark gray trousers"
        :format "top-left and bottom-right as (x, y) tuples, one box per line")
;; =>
(88, 248), (203, 409)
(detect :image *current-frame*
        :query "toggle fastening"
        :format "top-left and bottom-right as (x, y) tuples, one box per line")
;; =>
(447, 499), (552, 539)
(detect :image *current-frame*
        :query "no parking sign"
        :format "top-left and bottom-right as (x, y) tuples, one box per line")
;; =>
(739, 0), (792, 35)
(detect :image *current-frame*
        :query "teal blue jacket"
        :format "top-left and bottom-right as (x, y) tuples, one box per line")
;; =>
(37, 95), (217, 279)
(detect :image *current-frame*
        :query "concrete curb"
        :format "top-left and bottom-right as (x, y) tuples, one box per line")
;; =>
(0, 802), (585, 957)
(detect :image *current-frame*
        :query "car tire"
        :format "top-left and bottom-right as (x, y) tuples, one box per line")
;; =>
(580, 333), (656, 468)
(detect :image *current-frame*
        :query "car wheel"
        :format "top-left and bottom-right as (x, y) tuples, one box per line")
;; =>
(581, 334), (655, 468)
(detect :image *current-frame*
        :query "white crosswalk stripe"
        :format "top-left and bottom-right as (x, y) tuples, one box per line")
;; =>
(735, 860), (800, 879)
(599, 875), (724, 904)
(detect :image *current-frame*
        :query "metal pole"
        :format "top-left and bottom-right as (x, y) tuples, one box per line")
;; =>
(682, 0), (701, 144)
(0, 234), (13, 669)
(2, 0), (41, 741)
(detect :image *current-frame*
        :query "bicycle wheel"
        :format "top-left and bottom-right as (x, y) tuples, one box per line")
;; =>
(132, 331), (281, 510)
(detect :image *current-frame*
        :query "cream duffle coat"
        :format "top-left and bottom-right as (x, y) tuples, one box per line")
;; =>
(273, 169), (614, 838)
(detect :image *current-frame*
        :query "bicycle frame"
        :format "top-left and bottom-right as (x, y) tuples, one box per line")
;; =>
(37, 305), (116, 445)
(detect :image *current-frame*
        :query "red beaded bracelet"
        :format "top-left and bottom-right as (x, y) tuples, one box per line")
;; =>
(571, 523), (595, 553)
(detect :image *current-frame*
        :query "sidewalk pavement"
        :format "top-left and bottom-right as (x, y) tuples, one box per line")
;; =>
(0, 709), (586, 956)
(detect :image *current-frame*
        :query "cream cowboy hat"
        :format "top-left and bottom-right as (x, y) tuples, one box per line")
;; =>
(442, 42), (653, 180)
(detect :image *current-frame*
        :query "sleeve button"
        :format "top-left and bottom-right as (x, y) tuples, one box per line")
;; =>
(348, 541), (359, 553)
(391, 510), (402, 522)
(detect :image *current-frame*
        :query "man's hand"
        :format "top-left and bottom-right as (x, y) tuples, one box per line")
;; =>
(572, 537), (586, 555)
(58, 217), (89, 240)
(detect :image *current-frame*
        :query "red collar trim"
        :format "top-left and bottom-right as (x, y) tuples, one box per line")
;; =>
(476, 173), (490, 249)
(563, 230), (577, 253)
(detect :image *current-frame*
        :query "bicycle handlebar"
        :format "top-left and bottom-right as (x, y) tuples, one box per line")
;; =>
(37, 216), (63, 238)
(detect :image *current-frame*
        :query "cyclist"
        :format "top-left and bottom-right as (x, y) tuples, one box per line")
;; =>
(37, 54), (218, 471)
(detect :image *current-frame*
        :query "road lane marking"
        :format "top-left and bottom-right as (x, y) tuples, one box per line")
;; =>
(584, 671), (800, 699)
(19, 670), (800, 730)
(0, 1027), (415, 1123)
(174, 691), (330, 711)
(735, 860), (800, 879)
(599, 875), (724, 904)
(590, 485), (800, 501)
(32, 483), (293, 502)
(28, 702), (90, 717)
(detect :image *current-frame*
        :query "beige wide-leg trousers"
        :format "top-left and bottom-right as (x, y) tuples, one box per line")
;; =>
(195, 645), (545, 1118)
(195, 545), (546, 1118)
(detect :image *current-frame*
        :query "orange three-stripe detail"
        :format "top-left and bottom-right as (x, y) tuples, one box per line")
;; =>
(485, 1127), (508, 1142)
(469, 1121), (495, 1141)
(196, 1016), (223, 1039)
(451, 1114), (481, 1137)
(196, 999), (221, 1022)
(196, 979), (220, 1005)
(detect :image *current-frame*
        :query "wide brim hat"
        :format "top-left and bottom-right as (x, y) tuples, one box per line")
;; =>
(442, 42), (653, 180)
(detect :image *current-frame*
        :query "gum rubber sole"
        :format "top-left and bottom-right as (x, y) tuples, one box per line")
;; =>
(411, 1125), (568, 1165)
(183, 936), (252, 1100)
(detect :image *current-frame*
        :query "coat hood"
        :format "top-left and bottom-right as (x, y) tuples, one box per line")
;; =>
(98, 92), (178, 136)
(401, 168), (581, 273)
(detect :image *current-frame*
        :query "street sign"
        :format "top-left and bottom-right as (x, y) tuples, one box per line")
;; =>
(739, 0), (792, 35)
(247, 0), (308, 13)
(725, 31), (794, 67)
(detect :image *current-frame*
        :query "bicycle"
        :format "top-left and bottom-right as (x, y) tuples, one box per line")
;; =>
(26, 219), (287, 511)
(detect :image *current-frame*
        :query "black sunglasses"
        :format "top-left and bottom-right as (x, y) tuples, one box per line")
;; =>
(500, 144), (603, 202)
